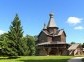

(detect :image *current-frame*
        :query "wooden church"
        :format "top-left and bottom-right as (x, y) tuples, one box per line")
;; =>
(36, 13), (69, 55)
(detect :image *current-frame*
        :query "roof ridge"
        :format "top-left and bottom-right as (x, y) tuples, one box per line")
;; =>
(47, 13), (57, 28)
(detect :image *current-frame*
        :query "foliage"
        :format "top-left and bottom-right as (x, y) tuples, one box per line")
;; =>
(25, 35), (36, 56)
(0, 33), (9, 56)
(21, 37), (29, 56)
(0, 14), (36, 56)
(82, 43), (84, 48)
(6, 14), (24, 56)
(71, 42), (76, 44)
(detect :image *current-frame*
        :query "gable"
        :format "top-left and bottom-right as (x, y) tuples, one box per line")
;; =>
(62, 31), (66, 37)
(38, 31), (46, 38)
(38, 30), (48, 37)
(63, 31), (66, 37)
(38, 31), (48, 43)
(58, 30), (66, 37)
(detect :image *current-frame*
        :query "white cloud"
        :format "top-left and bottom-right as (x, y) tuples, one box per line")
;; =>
(0, 30), (6, 35)
(67, 17), (83, 25)
(74, 26), (84, 30)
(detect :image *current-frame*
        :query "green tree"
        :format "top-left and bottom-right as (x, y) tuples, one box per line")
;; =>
(0, 14), (36, 56)
(0, 33), (9, 56)
(7, 14), (24, 56)
(71, 42), (76, 44)
(82, 43), (84, 48)
(26, 35), (36, 56)
(21, 37), (29, 56)
(0, 33), (8, 41)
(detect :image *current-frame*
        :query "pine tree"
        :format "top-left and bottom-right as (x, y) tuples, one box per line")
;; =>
(7, 14), (24, 56)
(0, 14), (35, 56)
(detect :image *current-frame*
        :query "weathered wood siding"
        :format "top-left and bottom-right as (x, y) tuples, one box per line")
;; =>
(38, 32), (47, 43)
(52, 36), (61, 42)
(61, 32), (66, 42)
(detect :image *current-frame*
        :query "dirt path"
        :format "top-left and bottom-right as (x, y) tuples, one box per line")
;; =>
(68, 57), (84, 62)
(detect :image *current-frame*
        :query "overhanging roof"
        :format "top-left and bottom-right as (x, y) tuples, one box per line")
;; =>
(37, 41), (68, 46)
(68, 43), (80, 50)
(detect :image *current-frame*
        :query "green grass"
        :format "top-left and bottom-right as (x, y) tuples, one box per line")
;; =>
(0, 56), (73, 62)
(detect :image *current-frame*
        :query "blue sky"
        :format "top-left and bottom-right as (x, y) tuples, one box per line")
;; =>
(0, 0), (84, 43)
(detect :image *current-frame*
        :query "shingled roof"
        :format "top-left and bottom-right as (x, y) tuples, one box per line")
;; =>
(47, 13), (57, 28)
(68, 43), (80, 50)
(42, 29), (65, 36)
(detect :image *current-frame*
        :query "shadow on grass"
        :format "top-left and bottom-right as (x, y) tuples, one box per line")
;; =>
(82, 58), (84, 62)
(8, 56), (20, 59)
(0, 56), (20, 60)
(19, 59), (69, 62)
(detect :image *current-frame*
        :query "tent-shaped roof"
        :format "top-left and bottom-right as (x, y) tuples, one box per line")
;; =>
(43, 23), (47, 30)
(47, 13), (57, 28)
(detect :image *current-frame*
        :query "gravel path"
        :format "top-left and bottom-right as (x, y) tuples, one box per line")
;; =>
(68, 57), (84, 62)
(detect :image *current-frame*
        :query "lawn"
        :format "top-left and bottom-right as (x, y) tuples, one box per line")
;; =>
(0, 56), (73, 62)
